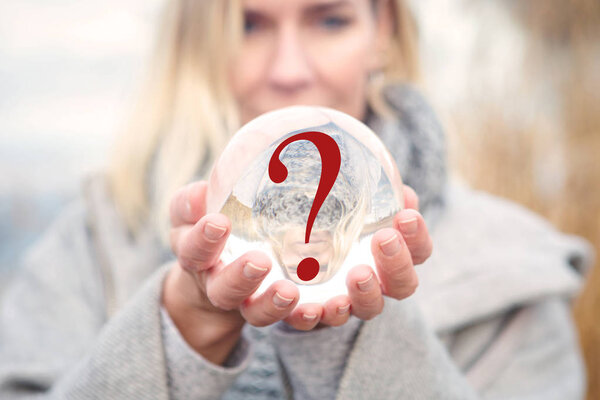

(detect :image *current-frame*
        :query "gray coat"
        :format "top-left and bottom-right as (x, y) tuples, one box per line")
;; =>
(0, 167), (594, 399)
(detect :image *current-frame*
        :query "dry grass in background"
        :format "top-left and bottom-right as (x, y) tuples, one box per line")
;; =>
(447, 1), (600, 397)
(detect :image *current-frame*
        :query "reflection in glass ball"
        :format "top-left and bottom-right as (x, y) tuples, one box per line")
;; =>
(206, 106), (404, 304)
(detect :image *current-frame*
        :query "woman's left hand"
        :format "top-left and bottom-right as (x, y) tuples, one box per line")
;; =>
(283, 184), (433, 330)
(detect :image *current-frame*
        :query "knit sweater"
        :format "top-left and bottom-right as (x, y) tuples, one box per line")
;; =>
(0, 85), (594, 399)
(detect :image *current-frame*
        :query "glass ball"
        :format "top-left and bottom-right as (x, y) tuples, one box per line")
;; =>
(206, 106), (404, 305)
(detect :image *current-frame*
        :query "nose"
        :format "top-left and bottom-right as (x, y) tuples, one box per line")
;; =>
(268, 25), (314, 93)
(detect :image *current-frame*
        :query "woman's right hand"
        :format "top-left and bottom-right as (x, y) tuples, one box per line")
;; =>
(162, 181), (327, 365)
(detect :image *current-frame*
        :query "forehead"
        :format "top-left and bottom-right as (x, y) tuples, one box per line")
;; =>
(241, 0), (362, 12)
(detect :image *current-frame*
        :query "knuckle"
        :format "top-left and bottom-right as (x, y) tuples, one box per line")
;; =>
(357, 294), (381, 309)
(180, 239), (214, 266)
(249, 312), (277, 327)
(206, 291), (235, 311)
(222, 272), (252, 299)
(386, 262), (413, 285)
(263, 307), (284, 322)
(356, 305), (382, 321)
(170, 226), (188, 256)
(170, 186), (188, 217)
(205, 292), (223, 309)
(242, 302), (284, 327)
(178, 255), (197, 271)
(179, 241), (213, 268)
(239, 307), (258, 326)
(391, 274), (418, 299)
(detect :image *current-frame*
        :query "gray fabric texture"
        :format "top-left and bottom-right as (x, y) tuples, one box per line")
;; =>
(268, 315), (363, 400)
(0, 84), (595, 400)
(159, 304), (253, 400)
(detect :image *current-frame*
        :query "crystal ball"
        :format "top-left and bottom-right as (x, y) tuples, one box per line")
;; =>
(206, 106), (404, 305)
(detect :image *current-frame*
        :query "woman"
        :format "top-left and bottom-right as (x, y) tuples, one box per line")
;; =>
(0, 0), (593, 399)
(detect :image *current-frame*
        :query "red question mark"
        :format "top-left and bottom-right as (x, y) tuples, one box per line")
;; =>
(268, 131), (341, 281)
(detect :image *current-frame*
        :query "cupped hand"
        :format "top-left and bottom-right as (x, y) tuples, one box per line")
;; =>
(164, 181), (300, 336)
(164, 181), (432, 334)
(281, 184), (433, 330)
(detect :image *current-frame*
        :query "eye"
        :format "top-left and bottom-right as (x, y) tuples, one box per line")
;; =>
(319, 15), (351, 30)
(244, 17), (258, 34)
(243, 12), (264, 35)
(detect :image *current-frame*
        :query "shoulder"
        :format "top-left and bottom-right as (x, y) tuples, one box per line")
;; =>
(439, 176), (594, 276)
(415, 176), (594, 332)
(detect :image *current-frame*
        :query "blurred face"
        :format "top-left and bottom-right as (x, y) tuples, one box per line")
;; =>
(279, 227), (334, 284)
(230, 0), (390, 125)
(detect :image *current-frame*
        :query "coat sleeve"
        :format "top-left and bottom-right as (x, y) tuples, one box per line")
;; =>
(159, 304), (253, 400)
(453, 296), (587, 400)
(0, 199), (252, 400)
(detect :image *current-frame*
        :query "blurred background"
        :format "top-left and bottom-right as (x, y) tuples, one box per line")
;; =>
(0, 0), (161, 293)
(0, 0), (598, 397)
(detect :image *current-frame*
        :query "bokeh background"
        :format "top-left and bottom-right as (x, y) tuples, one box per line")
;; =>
(1, 0), (598, 397)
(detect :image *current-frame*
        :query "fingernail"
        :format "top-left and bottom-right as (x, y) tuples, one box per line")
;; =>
(337, 304), (350, 315)
(379, 233), (401, 256)
(243, 262), (268, 279)
(273, 292), (294, 308)
(399, 217), (418, 236)
(302, 313), (317, 321)
(357, 273), (375, 292)
(204, 222), (226, 240)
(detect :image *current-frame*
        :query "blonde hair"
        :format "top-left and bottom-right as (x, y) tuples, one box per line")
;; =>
(106, 0), (420, 247)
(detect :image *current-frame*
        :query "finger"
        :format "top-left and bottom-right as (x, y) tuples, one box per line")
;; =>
(282, 303), (324, 330)
(402, 184), (419, 211)
(319, 295), (352, 327)
(346, 265), (384, 320)
(371, 227), (419, 300)
(394, 208), (433, 265)
(203, 250), (272, 311)
(176, 212), (230, 272)
(240, 280), (299, 327)
(170, 181), (208, 227)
